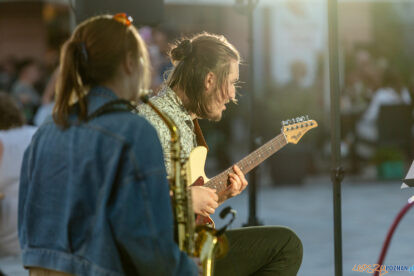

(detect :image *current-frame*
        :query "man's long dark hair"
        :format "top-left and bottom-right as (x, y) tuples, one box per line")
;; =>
(167, 32), (240, 119)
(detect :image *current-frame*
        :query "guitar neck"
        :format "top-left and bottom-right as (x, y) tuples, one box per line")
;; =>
(205, 133), (287, 193)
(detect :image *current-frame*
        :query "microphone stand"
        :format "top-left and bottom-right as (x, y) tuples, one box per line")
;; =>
(327, 0), (344, 275)
(235, 0), (262, 227)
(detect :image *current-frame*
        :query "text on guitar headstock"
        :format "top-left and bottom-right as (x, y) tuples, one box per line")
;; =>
(282, 115), (318, 144)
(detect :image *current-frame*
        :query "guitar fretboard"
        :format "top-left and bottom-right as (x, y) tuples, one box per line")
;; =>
(204, 133), (287, 193)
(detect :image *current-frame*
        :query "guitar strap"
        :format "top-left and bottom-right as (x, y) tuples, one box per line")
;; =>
(86, 99), (137, 121)
(193, 119), (209, 151)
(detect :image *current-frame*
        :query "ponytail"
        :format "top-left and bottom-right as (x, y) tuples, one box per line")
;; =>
(53, 40), (88, 128)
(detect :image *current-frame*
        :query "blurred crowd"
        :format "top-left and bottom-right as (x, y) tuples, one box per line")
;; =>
(247, 44), (414, 182)
(0, 26), (174, 127)
(0, 57), (57, 127)
(342, 46), (414, 116)
(341, 46), (414, 176)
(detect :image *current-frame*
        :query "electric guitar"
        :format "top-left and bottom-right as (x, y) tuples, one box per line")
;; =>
(188, 116), (318, 226)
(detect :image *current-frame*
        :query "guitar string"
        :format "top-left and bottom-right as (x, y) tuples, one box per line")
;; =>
(237, 134), (286, 172)
(205, 134), (287, 192)
(214, 135), (285, 188)
(204, 122), (315, 192)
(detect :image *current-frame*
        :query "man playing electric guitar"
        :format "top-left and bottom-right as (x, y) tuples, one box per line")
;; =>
(138, 33), (303, 276)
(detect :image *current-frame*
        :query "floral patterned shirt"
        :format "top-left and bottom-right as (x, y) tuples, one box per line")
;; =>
(137, 86), (197, 175)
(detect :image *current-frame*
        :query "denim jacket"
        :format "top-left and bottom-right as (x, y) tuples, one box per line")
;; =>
(18, 87), (197, 276)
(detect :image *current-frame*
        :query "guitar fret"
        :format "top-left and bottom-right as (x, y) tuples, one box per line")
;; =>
(205, 133), (288, 192)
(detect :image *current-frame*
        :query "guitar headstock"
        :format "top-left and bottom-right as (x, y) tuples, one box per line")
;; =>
(282, 115), (318, 144)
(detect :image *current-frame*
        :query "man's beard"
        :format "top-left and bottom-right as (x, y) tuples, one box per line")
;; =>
(187, 88), (225, 122)
(205, 110), (222, 122)
(201, 90), (224, 122)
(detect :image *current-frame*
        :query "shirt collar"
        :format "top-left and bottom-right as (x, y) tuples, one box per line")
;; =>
(86, 86), (119, 116)
(88, 86), (119, 100)
(162, 86), (194, 121)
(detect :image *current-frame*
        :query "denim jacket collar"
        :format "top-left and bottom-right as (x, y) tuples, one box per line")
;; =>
(87, 86), (119, 116)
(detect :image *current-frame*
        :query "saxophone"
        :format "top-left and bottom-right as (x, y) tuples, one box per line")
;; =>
(140, 95), (227, 276)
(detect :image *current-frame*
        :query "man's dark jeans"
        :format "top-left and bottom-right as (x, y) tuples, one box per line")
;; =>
(215, 226), (303, 276)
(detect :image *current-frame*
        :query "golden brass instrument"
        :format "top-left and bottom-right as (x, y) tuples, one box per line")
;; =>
(140, 95), (227, 276)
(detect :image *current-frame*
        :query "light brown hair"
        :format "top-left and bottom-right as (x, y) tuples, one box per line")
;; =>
(167, 32), (240, 118)
(53, 15), (150, 128)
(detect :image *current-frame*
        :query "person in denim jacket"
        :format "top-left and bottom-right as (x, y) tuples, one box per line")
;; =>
(18, 14), (197, 276)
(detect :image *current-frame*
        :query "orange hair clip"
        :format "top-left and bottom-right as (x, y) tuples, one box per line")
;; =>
(113, 13), (133, 26)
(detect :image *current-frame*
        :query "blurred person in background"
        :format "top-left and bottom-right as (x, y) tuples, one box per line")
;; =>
(33, 68), (59, 126)
(342, 46), (382, 113)
(0, 56), (18, 92)
(0, 92), (37, 257)
(11, 59), (42, 124)
(356, 66), (411, 160)
(339, 48), (381, 172)
(266, 60), (317, 122)
(139, 32), (303, 276)
(18, 14), (197, 276)
(151, 27), (174, 91)
(259, 60), (320, 184)
(139, 26), (174, 94)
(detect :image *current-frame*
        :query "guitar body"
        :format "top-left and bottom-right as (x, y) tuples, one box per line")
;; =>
(188, 146), (209, 184)
(188, 146), (215, 226)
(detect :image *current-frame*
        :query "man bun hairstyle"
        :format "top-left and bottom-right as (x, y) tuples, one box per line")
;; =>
(167, 32), (240, 119)
(170, 39), (193, 61)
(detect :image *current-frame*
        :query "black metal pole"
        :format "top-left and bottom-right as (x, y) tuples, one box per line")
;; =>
(327, 0), (344, 275)
(238, 0), (261, 227)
